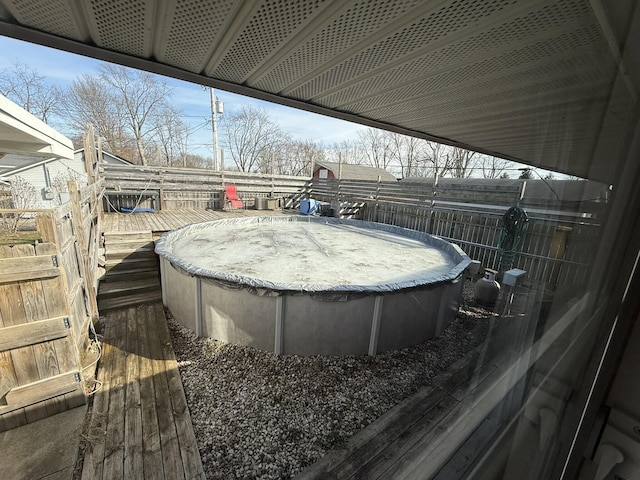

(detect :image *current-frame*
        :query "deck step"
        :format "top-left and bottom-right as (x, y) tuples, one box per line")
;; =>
(98, 289), (163, 312)
(105, 257), (158, 272)
(103, 231), (153, 242)
(100, 229), (161, 311)
(105, 246), (156, 260)
(104, 238), (155, 249)
(98, 277), (161, 299)
(101, 267), (159, 281)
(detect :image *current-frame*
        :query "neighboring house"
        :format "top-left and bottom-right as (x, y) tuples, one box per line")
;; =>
(74, 147), (133, 166)
(0, 153), (88, 208)
(1, 93), (77, 208)
(313, 161), (397, 182)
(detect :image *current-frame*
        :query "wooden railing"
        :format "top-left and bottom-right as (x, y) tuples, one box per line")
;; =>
(101, 164), (310, 211)
(0, 179), (103, 432)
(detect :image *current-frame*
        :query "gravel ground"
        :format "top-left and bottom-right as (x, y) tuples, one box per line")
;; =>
(168, 282), (494, 480)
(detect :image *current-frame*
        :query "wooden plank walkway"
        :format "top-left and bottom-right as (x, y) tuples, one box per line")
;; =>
(81, 303), (204, 480)
(103, 208), (291, 234)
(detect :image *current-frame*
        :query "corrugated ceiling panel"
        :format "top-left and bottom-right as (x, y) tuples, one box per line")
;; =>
(85, 0), (150, 56)
(160, 0), (237, 72)
(253, 0), (422, 94)
(286, 0), (533, 100)
(319, 2), (606, 108)
(5, 0), (82, 39)
(213, 0), (328, 83)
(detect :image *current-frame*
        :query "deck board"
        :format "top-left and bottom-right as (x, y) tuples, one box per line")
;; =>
(81, 304), (204, 480)
(103, 207), (291, 233)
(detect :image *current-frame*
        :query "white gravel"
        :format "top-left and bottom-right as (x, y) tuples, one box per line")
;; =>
(168, 283), (493, 480)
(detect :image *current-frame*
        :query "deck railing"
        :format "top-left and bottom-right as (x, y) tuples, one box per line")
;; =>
(101, 164), (310, 211)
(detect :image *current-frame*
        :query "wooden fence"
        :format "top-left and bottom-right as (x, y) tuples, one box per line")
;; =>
(101, 164), (310, 211)
(310, 178), (602, 288)
(0, 179), (103, 432)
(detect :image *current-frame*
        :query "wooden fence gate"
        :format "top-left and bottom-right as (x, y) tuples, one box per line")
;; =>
(0, 179), (103, 432)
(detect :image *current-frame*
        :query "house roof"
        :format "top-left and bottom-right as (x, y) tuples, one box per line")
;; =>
(0, 153), (57, 179)
(315, 161), (397, 182)
(74, 148), (133, 165)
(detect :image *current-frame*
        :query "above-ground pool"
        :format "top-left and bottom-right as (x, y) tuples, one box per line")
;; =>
(155, 216), (471, 356)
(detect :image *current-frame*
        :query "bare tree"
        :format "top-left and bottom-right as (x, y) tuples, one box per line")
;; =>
(480, 155), (510, 179)
(183, 153), (212, 169)
(65, 74), (134, 159)
(388, 133), (428, 178)
(325, 140), (365, 165)
(154, 105), (190, 167)
(449, 147), (477, 178)
(65, 64), (175, 165)
(273, 139), (325, 176)
(425, 142), (452, 178)
(0, 61), (62, 123)
(223, 105), (284, 172)
(357, 128), (394, 170)
(2, 176), (40, 233)
(99, 64), (172, 165)
(51, 169), (82, 205)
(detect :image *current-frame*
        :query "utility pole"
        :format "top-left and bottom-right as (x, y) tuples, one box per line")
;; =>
(210, 88), (224, 170)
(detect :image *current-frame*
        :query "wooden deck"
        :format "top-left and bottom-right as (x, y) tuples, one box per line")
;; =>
(81, 303), (204, 480)
(103, 208), (291, 234)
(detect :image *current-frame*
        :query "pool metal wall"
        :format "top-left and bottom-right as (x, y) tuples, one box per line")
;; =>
(158, 217), (469, 356)
(160, 260), (464, 356)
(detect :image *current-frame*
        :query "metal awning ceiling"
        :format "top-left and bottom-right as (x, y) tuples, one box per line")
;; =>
(0, 0), (638, 183)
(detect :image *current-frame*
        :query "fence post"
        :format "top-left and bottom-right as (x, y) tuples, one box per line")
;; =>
(35, 211), (59, 244)
(374, 175), (381, 222)
(158, 169), (164, 211)
(518, 180), (527, 206)
(68, 180), (100, 326)
(425, 173), (439, 234)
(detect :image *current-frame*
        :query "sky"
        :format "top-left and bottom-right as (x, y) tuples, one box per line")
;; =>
(0, 35), (366, 160)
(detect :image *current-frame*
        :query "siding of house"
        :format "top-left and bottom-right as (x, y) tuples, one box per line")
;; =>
(7, 158), (88, 208)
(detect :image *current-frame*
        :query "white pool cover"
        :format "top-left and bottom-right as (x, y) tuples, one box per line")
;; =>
(155, 216), (471, 294)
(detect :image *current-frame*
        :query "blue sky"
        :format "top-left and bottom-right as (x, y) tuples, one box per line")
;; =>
(0, 35), (366, 158)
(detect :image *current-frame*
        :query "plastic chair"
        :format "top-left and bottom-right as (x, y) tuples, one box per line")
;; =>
(224, 184), (243, 209)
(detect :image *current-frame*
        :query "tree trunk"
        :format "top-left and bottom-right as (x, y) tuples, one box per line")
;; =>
(136, 136), (147, 165)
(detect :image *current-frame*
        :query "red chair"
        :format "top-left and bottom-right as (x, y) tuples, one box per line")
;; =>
(224, 183), (243, 209)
